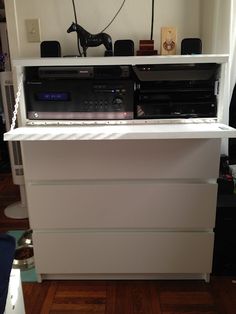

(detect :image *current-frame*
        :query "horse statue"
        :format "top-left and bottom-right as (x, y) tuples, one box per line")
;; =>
(67, 22), (113, 57)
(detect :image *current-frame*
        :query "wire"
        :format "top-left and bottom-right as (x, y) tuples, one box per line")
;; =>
(72, 0), (78, 24)
(100, 0), (126, 33)
(71, 0), (82, 56)
(71, 0), (126, 56)
(10, 73), (23, 131)
(150, 0), (155, 40)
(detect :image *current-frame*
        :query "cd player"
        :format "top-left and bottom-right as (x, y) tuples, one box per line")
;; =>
(24, 65), (134, 120)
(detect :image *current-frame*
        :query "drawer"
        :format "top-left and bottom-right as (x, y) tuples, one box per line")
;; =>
(21, 139), (221, 180)
(33, 231), (214, 275)
(27, 182), (217, 229)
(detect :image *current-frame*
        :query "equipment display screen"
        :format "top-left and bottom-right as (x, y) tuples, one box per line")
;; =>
(36, 92), (70, 101)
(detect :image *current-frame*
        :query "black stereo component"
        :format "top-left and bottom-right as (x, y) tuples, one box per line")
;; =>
(181, 38), (202, 55)
(114, 40), (134, 56)
(40, 41), (61, 57)
(24, 66), (134, 120)
(133, 63), (220, 119)
(24, 63), (221, 121)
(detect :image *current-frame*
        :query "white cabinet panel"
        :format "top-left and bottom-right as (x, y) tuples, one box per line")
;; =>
(4, 123), (236, 141)
(33, 231), (214, 275)
(28, 182), (217, 229)
(22, 139), (221, 180)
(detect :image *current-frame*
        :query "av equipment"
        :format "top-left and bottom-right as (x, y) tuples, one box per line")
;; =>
(181, 38), (202, 55)
(24, 65), (133, 120)
(24, 63), (220, 122)
(40, 41), (61, 57)
(133, 63), (220, 119)
(114, 40), (134, 56)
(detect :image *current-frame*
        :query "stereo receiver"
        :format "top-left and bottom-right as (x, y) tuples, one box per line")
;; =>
(24, 65), (134, 120)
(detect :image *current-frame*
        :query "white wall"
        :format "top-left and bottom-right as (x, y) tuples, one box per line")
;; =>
(5, 0), (201, 59)
(200, 0), (231, 54)
(230, 0), (236, 95)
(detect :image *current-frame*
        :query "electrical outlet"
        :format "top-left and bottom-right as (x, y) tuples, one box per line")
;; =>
(25, 19), (41, 42)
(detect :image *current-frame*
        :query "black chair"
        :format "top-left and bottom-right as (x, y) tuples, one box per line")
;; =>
(0, 234), (16, 314)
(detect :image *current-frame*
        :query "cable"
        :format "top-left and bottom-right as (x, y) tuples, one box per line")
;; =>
(150, 0), (155, 40)
(71, 0), (82, 56)
(72, 0), (78, 24)
(71, 0), (126, 56)
(10, 73), (23, 131)
(100, 0), (126, 33)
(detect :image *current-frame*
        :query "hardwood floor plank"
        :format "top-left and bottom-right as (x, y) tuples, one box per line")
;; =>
(106, 281), (162, 314)
(129, 281), (155, 314)
(109, 281), (132, 314)
(210, 277), (236, 314)
(159, 283), (218, 314)
(50, 312), (104, 314)
(158, 280), (210, 292)
(39, 282), (58, 314)
(51, 303), (106, 312)
(56, 291), (107, 298)
(160, 291), (214, 305)
(105, 281), (116, 314)
(161, 311), (216, 314)
(54, 297), (106, 305)
(22, 282), (51, 314)
(56, 280), (107, 288)
(149, 282), (162, 314)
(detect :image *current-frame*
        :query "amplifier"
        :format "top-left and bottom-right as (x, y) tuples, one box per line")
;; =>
(24, 66), (134, 120)
(133, 63), (219, 119)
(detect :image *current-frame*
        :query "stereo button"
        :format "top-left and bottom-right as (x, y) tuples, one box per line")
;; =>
(113, 97), (123, 104)
(112, 97), (123, 110)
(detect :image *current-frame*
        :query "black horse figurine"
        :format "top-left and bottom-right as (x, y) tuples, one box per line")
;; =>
(67, 22), (113, 57)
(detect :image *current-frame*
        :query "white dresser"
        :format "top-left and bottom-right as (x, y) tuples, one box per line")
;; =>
(4, 55), (236, 282)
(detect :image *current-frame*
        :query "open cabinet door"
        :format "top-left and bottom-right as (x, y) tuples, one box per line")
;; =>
(3, 122), (236, 142)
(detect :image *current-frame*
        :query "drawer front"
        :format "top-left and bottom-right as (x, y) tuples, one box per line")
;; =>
(28, 182), (217, 229)
(22, 139), (221, 180)
(33, 231), (214, 275)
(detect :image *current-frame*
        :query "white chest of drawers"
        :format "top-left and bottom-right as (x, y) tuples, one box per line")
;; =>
(4, 55), (236, 282)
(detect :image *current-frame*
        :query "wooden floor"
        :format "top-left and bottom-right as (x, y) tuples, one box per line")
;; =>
(22, 278), (236, 314)
(1, 173), (236, 314)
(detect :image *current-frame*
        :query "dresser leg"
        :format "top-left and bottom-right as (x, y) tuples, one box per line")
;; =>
(204, 273), (210, 283)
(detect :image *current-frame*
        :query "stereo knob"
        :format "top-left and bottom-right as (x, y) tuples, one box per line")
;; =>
(112, 97), (123, 110)
(113, 97), (123, 103)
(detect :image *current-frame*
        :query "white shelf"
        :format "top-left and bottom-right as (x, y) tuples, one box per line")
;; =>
(4, 123), (236, 141)
(12, 54), (229, 67)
